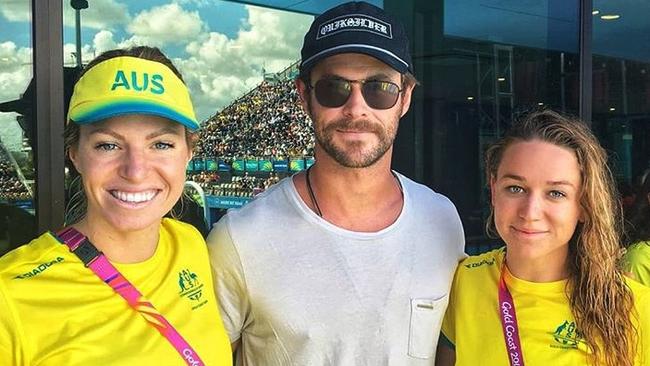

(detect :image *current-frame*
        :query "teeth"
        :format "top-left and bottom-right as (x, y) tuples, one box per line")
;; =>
(112, 190), (156, 203)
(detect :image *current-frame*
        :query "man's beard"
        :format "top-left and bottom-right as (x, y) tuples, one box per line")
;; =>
(313, 115), (399, 168)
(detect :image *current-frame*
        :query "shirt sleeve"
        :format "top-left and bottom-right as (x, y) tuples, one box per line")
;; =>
(0, 280), (23, 366)
(624, 243), (650, 287)
(206, 215), (251, 343)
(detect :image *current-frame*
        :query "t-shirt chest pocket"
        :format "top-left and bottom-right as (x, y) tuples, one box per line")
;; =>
(408, 295), (449, 359)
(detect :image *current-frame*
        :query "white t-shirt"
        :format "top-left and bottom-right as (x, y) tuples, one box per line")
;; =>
(207, 173), (465, 365)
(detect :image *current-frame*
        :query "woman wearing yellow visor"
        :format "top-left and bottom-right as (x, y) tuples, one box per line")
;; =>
(0, 46), (232, 365)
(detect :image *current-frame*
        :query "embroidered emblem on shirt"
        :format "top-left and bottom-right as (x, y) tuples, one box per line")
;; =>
(13, 257), (65, 279)
(178, 268), (207, 310)
(549, 320), (583, 349)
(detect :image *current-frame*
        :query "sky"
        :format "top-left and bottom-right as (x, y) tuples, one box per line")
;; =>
(0, 0), (316, 150)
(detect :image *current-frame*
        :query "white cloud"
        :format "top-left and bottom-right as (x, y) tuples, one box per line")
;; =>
(0, 41), (33, 152)
(127, 4), (205, 46)
(93, 30), (118, 55)
(173, 0), (212, 7)
(0, 42), (32, 102)
(236, 6), (310, 65)
(0, 0), (30, 22)
(62, 0), (131, 30)
(2, 0), (129, 28)
(175, 5), (311, 120)
(2, 2), (312, 123)
(62, 42), (94, 67)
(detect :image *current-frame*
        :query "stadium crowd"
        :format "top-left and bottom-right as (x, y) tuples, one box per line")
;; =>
(195, 79), (315, 161)
(0, 161), (30, 201)
(187, 172), (281, 198)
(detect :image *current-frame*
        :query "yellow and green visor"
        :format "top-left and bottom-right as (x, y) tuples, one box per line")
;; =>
(67, 56), (199, 131)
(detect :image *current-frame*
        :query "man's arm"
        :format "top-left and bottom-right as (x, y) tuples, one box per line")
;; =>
(206, 216), (251, 350)
(435, 337), (455, 366)
(231, 339), (240, 353)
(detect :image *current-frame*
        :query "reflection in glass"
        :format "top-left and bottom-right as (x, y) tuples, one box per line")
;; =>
(403, 0), (580, 252)
(0, 0), (37, 255)
(591, 0), (650, 185)
(223, 0), (382, 15)
(60, 0), (315, 231)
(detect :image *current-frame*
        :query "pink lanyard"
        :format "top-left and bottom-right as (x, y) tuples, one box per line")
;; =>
(498, 265), (525, 366)
(56, 227), (205, 366)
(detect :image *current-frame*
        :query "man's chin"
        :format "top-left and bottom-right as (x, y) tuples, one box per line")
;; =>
(331, 149), (388, 168)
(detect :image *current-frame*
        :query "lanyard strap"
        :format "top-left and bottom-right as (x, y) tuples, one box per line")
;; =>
(56, 227), (205, 366)
(498, 265), (525, 366)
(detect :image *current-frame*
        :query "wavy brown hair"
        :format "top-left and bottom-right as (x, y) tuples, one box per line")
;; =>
(485, 110), (637, 366)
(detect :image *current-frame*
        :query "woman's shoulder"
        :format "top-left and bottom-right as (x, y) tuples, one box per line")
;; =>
(623, 242), (650, 284)
(161, 218), (204, 238)
(625, 277), (650, 328)
(160, 218), (207, 254)
(456, 247), (504, 277)
(0, 232), (73, 296)
(625, 241), (650, 260)
(626, 276), (650, 299)
(0, 232), (67, 282)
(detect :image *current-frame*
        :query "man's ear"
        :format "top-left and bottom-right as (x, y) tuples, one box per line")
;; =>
(399, 83), (416, 118)
(295, 78), (310, 112)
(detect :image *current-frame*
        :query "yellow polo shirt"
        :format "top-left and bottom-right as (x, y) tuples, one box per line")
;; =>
(624, 241), (650, 286)
(441, 247), (650, 365)
(0, 218), (232, 365)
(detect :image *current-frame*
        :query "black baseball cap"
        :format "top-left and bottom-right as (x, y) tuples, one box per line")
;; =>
(299, 1), (412, 76)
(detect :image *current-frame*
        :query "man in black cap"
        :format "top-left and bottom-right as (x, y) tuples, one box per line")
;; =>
(208, 2), (465, 364)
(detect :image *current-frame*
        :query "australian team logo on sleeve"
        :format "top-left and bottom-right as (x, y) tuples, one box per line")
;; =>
(317, 14), (393, 40)
(178, 268), (208, 310)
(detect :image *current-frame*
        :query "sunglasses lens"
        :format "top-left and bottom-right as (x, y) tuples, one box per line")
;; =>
(362, 81), (400, 109)
(314, 79), (351, 108)
(312, 79), (401, 109)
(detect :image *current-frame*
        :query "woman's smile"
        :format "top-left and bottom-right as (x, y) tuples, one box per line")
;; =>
(108, 189), (160, 207)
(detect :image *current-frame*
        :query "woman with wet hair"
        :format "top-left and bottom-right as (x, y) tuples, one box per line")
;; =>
(0, 46), (231, 365)
(437, 110), (649, 366)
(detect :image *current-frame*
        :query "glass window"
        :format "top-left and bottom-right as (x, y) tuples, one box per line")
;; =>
(61, 0), (318, 231)
(591, 0), (650, 187)
(0, 0), (37, 255)
(392, 0), (580, 252)
(225, 0), (382, 14)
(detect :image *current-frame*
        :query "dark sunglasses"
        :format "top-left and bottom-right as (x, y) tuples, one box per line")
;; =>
(309, 78), (403, 110)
